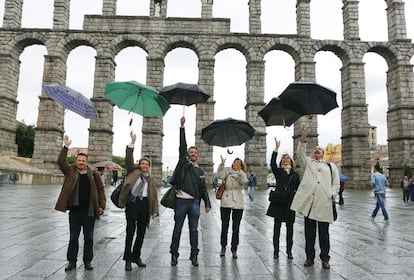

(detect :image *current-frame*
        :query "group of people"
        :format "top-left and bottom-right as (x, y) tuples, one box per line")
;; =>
(400, 175), (414, 203)
(55, 119), (389, 273)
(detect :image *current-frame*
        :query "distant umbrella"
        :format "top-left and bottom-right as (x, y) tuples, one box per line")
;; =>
(159, 82), (210, 116)
(278, 82), (339, 116)
(43, 85), (98, 119)
(93, 161), (123, 171)
(258, 97), (302, 127)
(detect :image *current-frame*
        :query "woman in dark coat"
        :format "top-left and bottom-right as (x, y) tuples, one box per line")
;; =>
(266, 137), (300, 259)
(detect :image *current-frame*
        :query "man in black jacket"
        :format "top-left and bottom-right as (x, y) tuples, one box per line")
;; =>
(170, 117), (211, 267)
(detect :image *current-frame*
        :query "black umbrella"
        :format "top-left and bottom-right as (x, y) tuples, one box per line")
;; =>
(278, 82), (339, 116)
(201, 118), (255, 149)
(159, 82), (210, 115)
(258, 97), (302, 127)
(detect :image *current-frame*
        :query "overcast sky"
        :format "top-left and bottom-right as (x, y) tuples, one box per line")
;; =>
(1, 0), (413, 172)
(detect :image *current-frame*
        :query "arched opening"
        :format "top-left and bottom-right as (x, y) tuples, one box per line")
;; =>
(261, 0), (295, 35)
(310, 0), (343, 40)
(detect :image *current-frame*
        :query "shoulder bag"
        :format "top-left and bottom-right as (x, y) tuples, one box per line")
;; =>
(161, 185), (177, 209)
(216, 174), (229, 199)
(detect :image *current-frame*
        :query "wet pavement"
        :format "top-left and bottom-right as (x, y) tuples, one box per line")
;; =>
(1, 183), (414, 280)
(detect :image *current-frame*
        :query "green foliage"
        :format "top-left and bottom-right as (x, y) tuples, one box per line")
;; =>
(403, 164), (412, 178)
(15, 121), (35, 157)
(66, 155), (76, 164)
(112, 155), (125, 169)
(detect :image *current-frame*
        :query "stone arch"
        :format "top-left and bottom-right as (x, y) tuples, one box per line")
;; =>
(312, 40), (352, 65)
(5, 33), (49, 58)
(364, 42), (399, 67)
(53, 33), (100, 59)
(261, 37), (303, 63)
(106, 34), (151, 58)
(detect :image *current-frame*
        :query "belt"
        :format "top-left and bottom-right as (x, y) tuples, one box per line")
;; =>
(176, 197), (197, 202)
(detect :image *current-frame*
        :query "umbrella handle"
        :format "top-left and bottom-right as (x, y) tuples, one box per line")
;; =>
(227, 148), (233, 154)
(182, 105), (185, 117)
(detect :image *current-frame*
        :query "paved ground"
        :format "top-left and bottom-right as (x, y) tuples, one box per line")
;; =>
(1, 183), (414, 280)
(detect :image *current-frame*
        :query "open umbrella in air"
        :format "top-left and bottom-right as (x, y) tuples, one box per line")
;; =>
(43, 85), (98, 119)
(201, 118), (255, 153)
(93, 160), (123, 172)
(159, 82), (210, 116)
(278, 82), (339, 116)
(258, 97), (302, 127)
(104, 81), (170, 125)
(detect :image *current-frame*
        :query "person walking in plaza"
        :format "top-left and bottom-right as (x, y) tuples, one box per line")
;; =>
(370, 165), (389, 222)
(169, 116), (211, 267)
(290, 125), (339, 269)
(266, 137), (300, 259)
(217, 156), (248, 259)
(118, 131), (159, 270)
(400, 175), (410, 203)
(247, 170), (257, 204)
(55, 135), (106, 272)
(409, 176), (414, 202)
(212, 174), (219, 192)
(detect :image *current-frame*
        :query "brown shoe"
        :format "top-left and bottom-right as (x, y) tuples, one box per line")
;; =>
(304, 259), (314, 267)
(232, 251), (237, 259)
(220, 247), (226, 257)
(322, 261), (330, 269)
(125, 261), (132, 271)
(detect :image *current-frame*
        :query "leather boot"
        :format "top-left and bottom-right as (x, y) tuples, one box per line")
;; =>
(125, 261), (132, 271)
(64, 261), (76, 271)
(220, 246), (226, 257)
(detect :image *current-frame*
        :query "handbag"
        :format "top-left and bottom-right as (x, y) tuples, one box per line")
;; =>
(161, 185), (177, 209)
(110, 182), (123, 208)
(216, 174), (229, 199)
(269, 186), (288, 204)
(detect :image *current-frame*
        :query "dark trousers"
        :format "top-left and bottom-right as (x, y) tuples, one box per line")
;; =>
(304, 217), (330, 262)
(273, 221), (293, 254)
(124, 198), (149, 261)
(338, 188), (344, 205)
(403, 189), (410, 202)
(67, 210), (95, 263)
(170, 199), (200, 258)
(220, 207), (243, 252)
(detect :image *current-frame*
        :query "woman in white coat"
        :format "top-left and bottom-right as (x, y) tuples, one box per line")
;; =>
(217, 156), (248, 259)
(290, 125), (339, 269)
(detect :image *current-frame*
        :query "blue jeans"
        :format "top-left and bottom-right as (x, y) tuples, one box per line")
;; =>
(170, 198), (200, 258)
(372, 193), (389, 220)
(248, 187), (255, 202)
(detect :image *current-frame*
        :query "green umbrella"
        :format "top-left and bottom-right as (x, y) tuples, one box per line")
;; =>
(104, 81), (170, 117)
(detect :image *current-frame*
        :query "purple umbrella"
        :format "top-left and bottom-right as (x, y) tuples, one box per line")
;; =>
(43, 85), (98, 119)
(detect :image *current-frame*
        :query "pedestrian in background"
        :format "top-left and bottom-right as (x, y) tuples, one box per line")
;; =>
(370, 165), (389, 223)
(118, 131), (159, 271)
(55, 135), (106, 272)
(217, 156), (248, 259)
(290, 125), (339, 270)
(247, 170), (257, 204)
(400, 175), (410, 203)
(266, 137), (300, 259)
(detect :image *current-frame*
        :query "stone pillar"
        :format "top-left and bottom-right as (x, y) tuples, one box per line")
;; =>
(385, 0), (407, 41)
(142, 57), (165, 186)
(87, 55), (116, 165)
(342, 0), (360, 40)
(102, 0), (117, 16)
(296, 0), (311, 37)
(0, 53), (20, 156)
(245, 59), (267, 188)
(201, 0), (213, 19)
(248, 0), (261, 34)
(32, 55), (67, 171)
(385, 62), (414, 187)
(150, 0), (167, 17)
(340, 61), (371, 188)
(293, 60), (317, 175)
(53, 0), (70, 30)
(2, 0), (23, 28)
(197, 58), (215, 186)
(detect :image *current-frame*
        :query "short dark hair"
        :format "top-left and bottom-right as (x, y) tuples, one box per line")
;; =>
(76, 153), (88, 159)
(138, 157), (151, 166)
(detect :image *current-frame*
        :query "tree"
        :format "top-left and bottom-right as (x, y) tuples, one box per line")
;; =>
(15, 121), (35, 157)
(112, 155), (125, 169)
(403, 164), (412, 178)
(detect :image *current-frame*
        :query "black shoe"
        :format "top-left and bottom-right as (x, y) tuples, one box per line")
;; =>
(273, 253), (279, 259)
(304, 259), (314, 267)
(322, 261), (330, 269)
(84, 262), (93, 270)
(287, 251), (293, 259)
(171, 255), (178, 266)
(134, 258), (146, 268)
(125, 261), (132, 271)
(64, 262), (76, 271)
(191, 255), (198, 267)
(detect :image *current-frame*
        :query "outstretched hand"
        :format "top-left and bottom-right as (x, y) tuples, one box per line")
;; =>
(64, 135), (71, 147)
(300, 124), (307, 142)
(130, 131), (136, 144)
(180, 116), (185, 127)
(275, 137), (281, 149)
(220, 155), (226, 165)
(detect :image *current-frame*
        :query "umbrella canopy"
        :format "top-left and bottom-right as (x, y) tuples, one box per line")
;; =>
(43, 85), (98, 119)
(278, 82), (339, 116)
(159, 82), (210, 106)
(201, 118), (255, 147)
(93, 160), (123, 171)
(258, 97), (302, 127)
(104, 81), (170, 117)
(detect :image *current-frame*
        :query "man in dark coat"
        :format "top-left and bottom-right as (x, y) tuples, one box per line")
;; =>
(55, 135), (106, 272)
